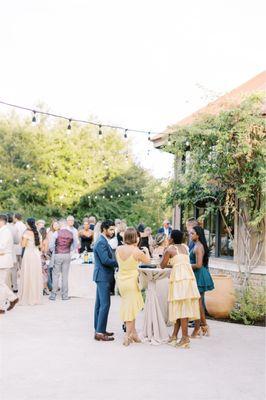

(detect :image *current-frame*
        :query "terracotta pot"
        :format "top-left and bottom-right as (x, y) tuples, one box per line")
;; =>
(205, 275), (236, 318)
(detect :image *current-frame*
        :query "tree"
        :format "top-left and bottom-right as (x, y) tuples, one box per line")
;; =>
(166, 95), (266, 283)
(0, 113), (171, 229)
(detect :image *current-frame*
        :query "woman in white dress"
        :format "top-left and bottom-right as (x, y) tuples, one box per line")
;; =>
(19, 218), (43, 305)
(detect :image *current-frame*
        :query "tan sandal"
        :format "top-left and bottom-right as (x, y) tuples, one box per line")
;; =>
(201, 325), (210, 337)
(123, 335), (133, 346)
(190, 328), (202, 339)
(168, 336), (177, 346)
(130, 333), (142, 343)
(175, 336), (190, 349)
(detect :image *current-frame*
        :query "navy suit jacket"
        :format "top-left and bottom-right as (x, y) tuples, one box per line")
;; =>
(93, 235), (118, 283)
(158, 227), (172, 236)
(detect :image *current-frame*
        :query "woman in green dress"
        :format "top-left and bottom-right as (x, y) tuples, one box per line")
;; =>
(189, 226), (214, 337)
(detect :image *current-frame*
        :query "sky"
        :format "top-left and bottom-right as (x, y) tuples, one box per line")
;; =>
(0, 0), (265, 178)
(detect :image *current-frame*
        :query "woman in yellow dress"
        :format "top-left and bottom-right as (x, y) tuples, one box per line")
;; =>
(116, 227), (150, 346)
(161, 229), (200, 349)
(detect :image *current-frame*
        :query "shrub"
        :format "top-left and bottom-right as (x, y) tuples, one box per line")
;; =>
(230, 285), (266, 325)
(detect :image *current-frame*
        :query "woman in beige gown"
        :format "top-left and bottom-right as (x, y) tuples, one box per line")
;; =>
(19, 218), (43, 306)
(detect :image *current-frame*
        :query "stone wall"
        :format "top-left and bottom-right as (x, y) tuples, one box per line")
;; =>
(209, 257), (266, 289)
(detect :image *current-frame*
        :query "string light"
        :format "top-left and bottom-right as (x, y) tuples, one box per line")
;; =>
(32, 110), (37, 124)
(67, 119), (72, 132)
(98, 124), (103, 138)
(124, 129), (128, 139)
(0, 100), (160, 140)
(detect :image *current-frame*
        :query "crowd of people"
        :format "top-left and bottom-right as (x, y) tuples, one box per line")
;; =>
(0, 212), (214, 350)
(92, 217), (214, 348)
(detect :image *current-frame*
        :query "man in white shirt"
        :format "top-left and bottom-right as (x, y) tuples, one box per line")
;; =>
(0, 214), (19, 313)
(6, 213), (19, 292)
(158, 219), (172, 238)
(66, 215), (80, 252)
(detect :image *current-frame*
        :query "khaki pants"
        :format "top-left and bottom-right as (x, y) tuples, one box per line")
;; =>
(0, 269), (17, 310)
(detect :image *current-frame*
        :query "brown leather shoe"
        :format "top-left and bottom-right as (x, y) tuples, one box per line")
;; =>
(94, 333), (115, 341)
(7, 298), (19, 311)
(105, 331), (114, 336)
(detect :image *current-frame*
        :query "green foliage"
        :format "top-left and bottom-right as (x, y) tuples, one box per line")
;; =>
(230, 285), (266, 325)
(0, 113), (171, 228)
(166, 95), (266, 225)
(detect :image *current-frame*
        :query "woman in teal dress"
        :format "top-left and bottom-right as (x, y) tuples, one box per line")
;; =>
(189, 226), (214, 337)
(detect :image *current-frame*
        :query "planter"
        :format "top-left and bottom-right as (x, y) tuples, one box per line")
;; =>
(205, 275), (236, 318)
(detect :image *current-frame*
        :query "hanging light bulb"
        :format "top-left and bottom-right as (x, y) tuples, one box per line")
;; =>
(32, 110), (37, 125)
(124, 129), (128, 139)
(98, 124), (103, 138)
(67, 119), (72, 133)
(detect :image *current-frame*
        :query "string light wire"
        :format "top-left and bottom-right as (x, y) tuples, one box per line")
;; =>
(0, 100), (160, 137)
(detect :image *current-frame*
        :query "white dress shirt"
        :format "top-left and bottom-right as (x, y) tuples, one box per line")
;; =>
(0, 225), (14, 269)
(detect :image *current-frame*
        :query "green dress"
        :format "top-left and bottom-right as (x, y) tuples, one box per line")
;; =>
(189, 249), (214, 294)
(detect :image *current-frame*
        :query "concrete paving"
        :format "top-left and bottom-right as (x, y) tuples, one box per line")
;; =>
(0, 295), (265, 400)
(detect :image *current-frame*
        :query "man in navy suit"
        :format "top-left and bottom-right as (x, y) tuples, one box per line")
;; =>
(157, 219), (172, 238)
(93, 220), (118, 341)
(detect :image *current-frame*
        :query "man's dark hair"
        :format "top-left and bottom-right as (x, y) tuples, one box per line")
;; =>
(6, 213), (14, 223)
(101, 220), (115, 232)
(170, 229), (183, 244)
(0, 214), (8, 223)
(137, 223), (145, 233)
(14, 213), (22, 221)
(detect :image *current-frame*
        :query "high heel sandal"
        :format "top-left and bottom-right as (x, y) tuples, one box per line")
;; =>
(175, 337), (190, 349)
(130, 333), (142, 343)
(190, 328), (202, 339)
(201, 325), (210, 337)
(123, 335), (133, 346)
(168, 336), (177, 346)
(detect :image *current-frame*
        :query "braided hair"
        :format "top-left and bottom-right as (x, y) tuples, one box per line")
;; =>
(27, 217), (40, 247)
(193, 226), (209, 266)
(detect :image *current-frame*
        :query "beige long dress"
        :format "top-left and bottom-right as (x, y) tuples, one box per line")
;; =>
(19, 233), (43, 305)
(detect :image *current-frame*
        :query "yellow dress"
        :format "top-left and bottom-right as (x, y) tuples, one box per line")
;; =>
(168, 245), (200, 322)
(116, 253), (144, 322)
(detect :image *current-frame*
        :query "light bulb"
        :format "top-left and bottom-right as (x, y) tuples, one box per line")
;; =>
(32, 111), (37, 125)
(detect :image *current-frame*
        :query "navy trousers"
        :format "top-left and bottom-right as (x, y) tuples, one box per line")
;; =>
(94, 281), (111, 334)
